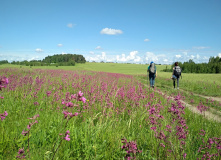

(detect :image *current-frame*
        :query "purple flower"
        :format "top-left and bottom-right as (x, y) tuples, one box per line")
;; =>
(183, 153), (187, 159)
(78, 91), (83, 98)
(64, 130), (70, 141)
(81, 97), (86, 103)
(22, 130), (29, 136)
(18, 148), (25, 155)
(66, 102), (73, 107)
(4, 111), (8, 116)
(150, 126), (157, 131)
(0, 111), (8, 121)
(16, 148), (26, 159)
(160, 143), (165, 148)
(64, 134), (70, 141)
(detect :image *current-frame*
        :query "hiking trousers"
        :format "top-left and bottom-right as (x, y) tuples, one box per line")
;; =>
(148, 74), (156, 87)
(172, 76), (180, 88)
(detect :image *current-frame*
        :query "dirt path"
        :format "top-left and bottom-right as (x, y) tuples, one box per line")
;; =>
(157, 89), (221, 123)
(145, 85), (221, 123)
(192, 93), (221, 103)
(162, 84), (221, 103)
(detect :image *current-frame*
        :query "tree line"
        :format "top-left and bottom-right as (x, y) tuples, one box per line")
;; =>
(163, 56), (221, 73)
(4, 54), (86, 66)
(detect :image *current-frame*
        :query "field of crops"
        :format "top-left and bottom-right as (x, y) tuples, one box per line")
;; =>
(0, 64), (221, 159)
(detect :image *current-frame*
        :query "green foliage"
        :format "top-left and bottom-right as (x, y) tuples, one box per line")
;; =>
(0, 66), (221, 159)
(10, 54), (85, 67)
(42, 54), (85, 64)
(167, 56), (221, 74)
(0, 60), (8, 65)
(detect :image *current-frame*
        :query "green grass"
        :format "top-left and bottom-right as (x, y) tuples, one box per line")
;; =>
(0, 64), (221, 159)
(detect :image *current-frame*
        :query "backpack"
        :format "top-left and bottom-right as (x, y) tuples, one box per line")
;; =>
(174, 66), (181, 78)
(149, 63), (156, 74)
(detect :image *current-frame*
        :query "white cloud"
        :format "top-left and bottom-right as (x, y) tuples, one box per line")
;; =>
(190, 55), (195, 59)
(183, 52), (188, 56)
(127, 51), (138, 61)
(134, 56), (141, 62)
(100, 28), (123, 35)
(116, 51), (142, 63)
(196, 54), (200, 59)
(95, 46), (102, 50)
(89, 51), (94, 54)
(193, 46), (209, 49)
(175, 55), (181, 58)
(35, 48), (43, 52)
(67, 23), (75, 28)
(145, 52), (158, 63)
(101, 52), (106, 60)
(57, 44), (63, 47)
(62, 52), (67, 55)
(116, 54), (127, 62)
(144, 39), (150, 42)
(218, 53), (221, 58)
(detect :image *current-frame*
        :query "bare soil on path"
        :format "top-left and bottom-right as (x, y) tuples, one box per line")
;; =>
(144, 84), (221, 123)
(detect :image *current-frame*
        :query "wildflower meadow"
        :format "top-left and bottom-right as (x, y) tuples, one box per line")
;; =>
(0, 66), (221, 159)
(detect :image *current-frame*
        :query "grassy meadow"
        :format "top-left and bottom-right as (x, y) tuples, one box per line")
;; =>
(0, 63), (221, 160)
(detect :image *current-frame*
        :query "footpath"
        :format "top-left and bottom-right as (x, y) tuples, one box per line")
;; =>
(142, 82), (221, 123)
(155, 88), (221, 123)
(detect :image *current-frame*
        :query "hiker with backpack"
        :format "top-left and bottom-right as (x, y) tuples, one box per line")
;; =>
(147, 61), (157, 88)
(171, 62), (181, 89)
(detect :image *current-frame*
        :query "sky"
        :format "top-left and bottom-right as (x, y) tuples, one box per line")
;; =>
(0, 0), (221, 64)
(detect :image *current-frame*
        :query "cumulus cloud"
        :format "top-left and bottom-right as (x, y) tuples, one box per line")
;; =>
(57, 44), (63, 47)
(116, 54), (127, 62)
(116, 51), (141, 63)
(193, 46), (209, 49)
(145, 52), (158, 63)
(67, 23), (75, 28)
(95, 46), (102, 50)
(86, 52), (107, 62)
(175, 55), (181, 58)
(183, 52), (188, 56)
(101, 52), (106, 60)
(100, 28), (123, 35)
(190, 55), (195, 59)
(218, 53), (221, 58)
(89, 51), (94, 54)
(62, 52), (67, 55)
(144, 39), (150, 42)
(35, 48), (43, 52)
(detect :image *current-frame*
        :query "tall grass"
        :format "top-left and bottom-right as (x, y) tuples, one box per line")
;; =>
(0, 67), (220, 159)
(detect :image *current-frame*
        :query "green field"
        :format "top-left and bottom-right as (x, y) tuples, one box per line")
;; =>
(1, 63), (220, 96)
(0, 63), (221, 160)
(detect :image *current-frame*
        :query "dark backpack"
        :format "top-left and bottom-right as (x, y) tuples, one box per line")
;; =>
(149, 63), (156, 74)
(174, 66), (181, 78)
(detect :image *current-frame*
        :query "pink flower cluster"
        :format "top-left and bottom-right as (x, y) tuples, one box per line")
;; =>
(0, 77), (8, 90)
(62, 111), (79, 119)
(0, 111), (8, 121)
(198, 129), (221, 159)
(121, 138), (142, 159)
(64, 130), (70, 141)
(16, 148), (26, 159)
(61, 91), (87, 108)
(197, 102), (209, 114)
(22, 114), (39, 136)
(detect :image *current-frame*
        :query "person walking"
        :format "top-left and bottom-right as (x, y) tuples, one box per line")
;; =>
(147, 61), (157, 88)
(171, 62), (181, 89)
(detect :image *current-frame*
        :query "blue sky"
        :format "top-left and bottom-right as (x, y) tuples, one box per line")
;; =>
(0, 0), (221, 64)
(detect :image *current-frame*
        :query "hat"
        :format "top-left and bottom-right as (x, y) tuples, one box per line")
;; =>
(150, 61), (154, 64)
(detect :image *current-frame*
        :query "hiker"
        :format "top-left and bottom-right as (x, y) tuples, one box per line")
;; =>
(147, 61), (157, 88)
(171, 62), (181, 89)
